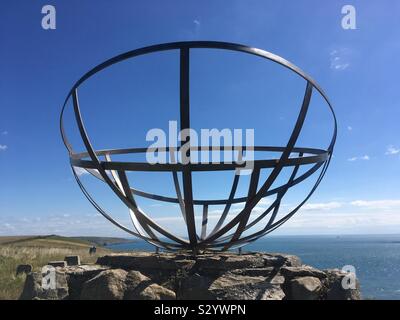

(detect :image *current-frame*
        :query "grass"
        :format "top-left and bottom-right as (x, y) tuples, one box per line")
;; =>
(0, 236), (36, 245)
(0, 235), (110, 300)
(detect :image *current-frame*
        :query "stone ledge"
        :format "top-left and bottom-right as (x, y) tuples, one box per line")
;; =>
(19, 251), (361, 300)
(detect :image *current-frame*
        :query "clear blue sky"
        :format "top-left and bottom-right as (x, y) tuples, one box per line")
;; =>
(0, 0), (399, 237)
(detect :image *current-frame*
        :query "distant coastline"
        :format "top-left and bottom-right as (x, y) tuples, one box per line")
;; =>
(69, 236), (137, 247)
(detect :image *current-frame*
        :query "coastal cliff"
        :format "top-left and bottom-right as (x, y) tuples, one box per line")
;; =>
(20, 251), (361, 300)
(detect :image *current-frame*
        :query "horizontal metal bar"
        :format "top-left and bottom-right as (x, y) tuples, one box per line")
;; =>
(71, 145), (328, 160)
(71, 154), (327, 173)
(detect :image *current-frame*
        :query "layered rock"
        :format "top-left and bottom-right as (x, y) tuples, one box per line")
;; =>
(20, 251), (361, 300)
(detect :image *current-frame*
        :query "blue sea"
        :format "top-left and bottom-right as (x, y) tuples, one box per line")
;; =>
(106, 234), (400, 300)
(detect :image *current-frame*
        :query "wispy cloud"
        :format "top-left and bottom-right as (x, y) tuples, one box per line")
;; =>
(302, 202), (342, 211)
(1, 131), (8, 135)
(150, 203), (164, 207)
(284, 210), (400, 234)
(347, 126), (353, 131)
(330, 48), (351, 71)
(3, 223), (15, 230)
(0, 144), (8, 151)
(193, 19), (201, 34)
(350, 199), (400, 210)
(180, 18), (202, 39)
(348, 155), (369, 162)
(385, 145), (400, 155)
(280, 198), (400, 234)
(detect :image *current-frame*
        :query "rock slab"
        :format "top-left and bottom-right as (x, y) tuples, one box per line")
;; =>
(64, 255), (81, 266)
(16, 264), (32, 275)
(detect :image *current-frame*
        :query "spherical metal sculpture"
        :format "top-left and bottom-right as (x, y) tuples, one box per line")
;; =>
(60, 41), (337, 252)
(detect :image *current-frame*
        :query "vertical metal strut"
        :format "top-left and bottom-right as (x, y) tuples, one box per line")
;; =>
(180, 48), (197, 249)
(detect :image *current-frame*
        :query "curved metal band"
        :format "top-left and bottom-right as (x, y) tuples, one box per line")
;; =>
(225, 82), (313, 247)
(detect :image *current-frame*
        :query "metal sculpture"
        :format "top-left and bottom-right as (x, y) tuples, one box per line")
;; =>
(60, 41), (337, 252)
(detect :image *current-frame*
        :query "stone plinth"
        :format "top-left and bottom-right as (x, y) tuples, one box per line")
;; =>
(20, 251), (361, 300)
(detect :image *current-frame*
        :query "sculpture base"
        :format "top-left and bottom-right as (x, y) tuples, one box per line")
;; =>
(20, 251), (361, 300)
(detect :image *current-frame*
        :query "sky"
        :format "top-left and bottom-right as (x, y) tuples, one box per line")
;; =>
(0, 0), (399, 238)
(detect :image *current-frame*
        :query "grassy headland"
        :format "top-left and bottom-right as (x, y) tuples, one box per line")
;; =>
(0, 235), (119, 300)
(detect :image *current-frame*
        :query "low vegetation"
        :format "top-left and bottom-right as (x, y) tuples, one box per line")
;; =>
(0, 235), (110, 300)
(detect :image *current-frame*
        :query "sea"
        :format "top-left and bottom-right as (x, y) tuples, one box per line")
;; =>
(105, 234), (400, 300)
